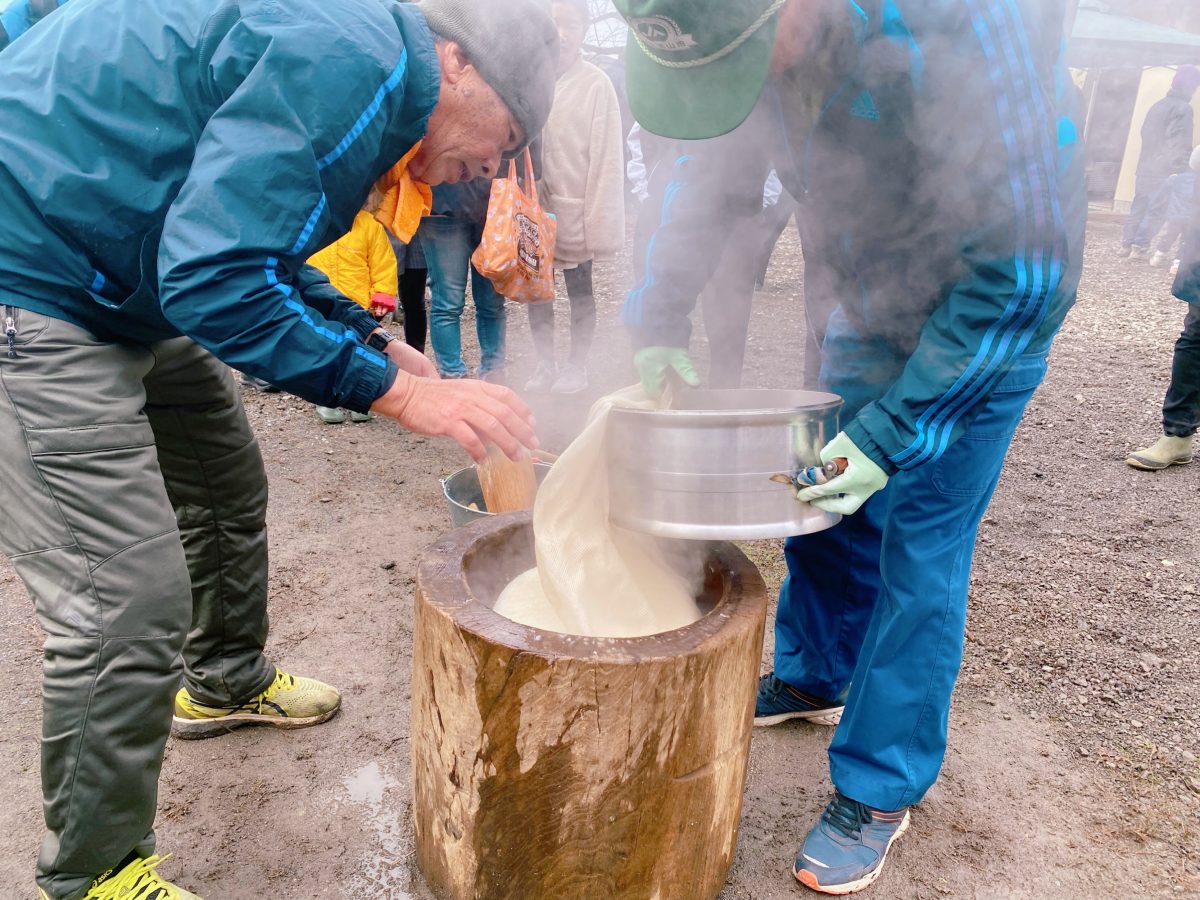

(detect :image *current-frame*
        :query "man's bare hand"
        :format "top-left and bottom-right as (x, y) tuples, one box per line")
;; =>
(371, 371), (538, 461)
(382, 338), (438, 378)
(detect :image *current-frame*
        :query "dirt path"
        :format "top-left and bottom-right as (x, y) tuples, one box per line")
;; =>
(0, 221), (1197, 898)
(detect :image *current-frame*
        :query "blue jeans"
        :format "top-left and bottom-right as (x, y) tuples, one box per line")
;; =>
(775, 344), (1048, 812)
(421, 215), (506, 377)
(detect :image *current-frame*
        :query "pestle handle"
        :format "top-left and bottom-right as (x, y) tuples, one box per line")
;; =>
(476, 445), (539, 514)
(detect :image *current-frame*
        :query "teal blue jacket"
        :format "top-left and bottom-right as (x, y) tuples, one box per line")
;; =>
(625, 0), (1087, 473)
(0, 0), (440, 411)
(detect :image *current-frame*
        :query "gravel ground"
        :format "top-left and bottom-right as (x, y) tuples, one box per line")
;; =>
(0, 218), (1197, 898)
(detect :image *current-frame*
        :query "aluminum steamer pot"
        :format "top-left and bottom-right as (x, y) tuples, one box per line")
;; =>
(606, 388), (843, 540)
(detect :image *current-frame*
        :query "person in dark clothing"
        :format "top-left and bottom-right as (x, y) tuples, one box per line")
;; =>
(388, 232), (430, 351)
(1128, 148), (1200, 471)
(1121, 66), (1200, 259)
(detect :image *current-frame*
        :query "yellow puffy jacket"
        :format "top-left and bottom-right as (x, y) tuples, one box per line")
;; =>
(307, 210), (398, 309)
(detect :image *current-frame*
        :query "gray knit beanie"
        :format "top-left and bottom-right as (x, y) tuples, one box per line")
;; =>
(418, 0), (559, 148)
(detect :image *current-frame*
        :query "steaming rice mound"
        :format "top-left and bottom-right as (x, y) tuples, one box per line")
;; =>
(493, 386), (702, 637)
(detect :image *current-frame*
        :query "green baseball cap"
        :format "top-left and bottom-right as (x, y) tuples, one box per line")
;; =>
(613, 0), (785, 139)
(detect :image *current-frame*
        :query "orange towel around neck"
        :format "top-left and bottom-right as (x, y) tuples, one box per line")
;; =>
(373, 142), (432, 243)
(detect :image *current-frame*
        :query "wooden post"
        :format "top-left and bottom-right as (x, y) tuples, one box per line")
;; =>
(412, 514), (768, 900)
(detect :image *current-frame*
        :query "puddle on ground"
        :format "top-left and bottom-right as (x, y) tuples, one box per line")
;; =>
(341, 760), (413, 898)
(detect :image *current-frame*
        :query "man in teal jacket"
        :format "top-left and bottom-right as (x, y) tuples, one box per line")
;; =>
(0, 0), (556, 897)
(616, 0), (1085, 893)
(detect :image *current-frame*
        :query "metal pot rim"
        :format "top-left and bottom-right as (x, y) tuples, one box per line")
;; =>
(610, 388), (843, 418)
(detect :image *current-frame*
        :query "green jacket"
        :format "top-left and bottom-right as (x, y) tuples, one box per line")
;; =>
(0, 0), (441, 411)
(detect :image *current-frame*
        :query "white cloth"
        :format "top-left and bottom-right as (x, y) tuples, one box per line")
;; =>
(494, 387), (702, 637)
(626, 123), (650, 203)
(540, 58), (627, 267)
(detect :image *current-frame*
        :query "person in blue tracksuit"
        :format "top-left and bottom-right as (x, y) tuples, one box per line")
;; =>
(0, 0), (556, 897)
(613, 0), (1086, 893)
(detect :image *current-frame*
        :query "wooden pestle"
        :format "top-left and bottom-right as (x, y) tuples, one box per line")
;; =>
(476, 445), (538, 513)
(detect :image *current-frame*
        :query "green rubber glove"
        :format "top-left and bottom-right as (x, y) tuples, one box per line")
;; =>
(795, 431), (889, 515)
(634, 346), (700, 399)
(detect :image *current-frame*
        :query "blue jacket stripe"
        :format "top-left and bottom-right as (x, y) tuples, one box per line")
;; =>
(890, 0), (1064, 467)
(316, 49), (408, 172)
(0, 0), (31, 44)
(262, 255), (385, 368)
(923, 0), (1065, 448)
(623, 155), (690, 327)
(288, 193), (327, 256)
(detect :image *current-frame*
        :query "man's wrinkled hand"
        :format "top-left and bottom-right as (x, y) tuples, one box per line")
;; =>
(383, 339), (438, 378)
(795, 432), (889, 515)
(371, 371), (537, 462)
(634, 346), (699, 399)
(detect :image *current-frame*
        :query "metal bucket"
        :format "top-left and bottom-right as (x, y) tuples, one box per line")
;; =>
(606, 388), (843, 540)
(441, 463), (552, 527)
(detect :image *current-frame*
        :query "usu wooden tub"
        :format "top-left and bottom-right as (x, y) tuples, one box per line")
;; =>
(412, 513), (767, 900)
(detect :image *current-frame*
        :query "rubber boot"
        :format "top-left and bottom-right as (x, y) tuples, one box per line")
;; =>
(1126, 434), (1194, 471)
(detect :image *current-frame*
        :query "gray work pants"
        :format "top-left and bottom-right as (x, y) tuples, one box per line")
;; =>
(0, 309), (274, 899)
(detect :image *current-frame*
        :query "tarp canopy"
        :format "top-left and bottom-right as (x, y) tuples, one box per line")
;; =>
(1068, 7), (1200, 68)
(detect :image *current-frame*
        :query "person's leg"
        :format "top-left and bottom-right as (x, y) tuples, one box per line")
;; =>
(422, 217), (471, 377)
(564, 260), (596, 367)
(398, 267), (428, 352)
(829, 352), (1048, 811)
(1162, 303), (1200, 438)
(469, 228), (507, 377)
(772, 307), (901, 699)
(1134, 180), (1173, 252)
(142, 339), (276, 708)
(1156, 219), (1185, 258)
(527, 299), (556, 364)
(0, 310), (192, 899)
(755, 200), (794, 288)
(774, 493), (886, 700)
(701, 227), (758, 389)
(1124, 175), (1164, 250)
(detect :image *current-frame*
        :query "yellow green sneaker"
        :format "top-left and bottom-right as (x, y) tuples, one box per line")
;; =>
(172, 669), (340, 740)
(38, 853), (201, 899)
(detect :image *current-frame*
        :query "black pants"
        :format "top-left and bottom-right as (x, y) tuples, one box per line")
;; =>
(1163, 302), (1200, 437)
(528, 261), (595, 366)
(398, 267), (428, 352)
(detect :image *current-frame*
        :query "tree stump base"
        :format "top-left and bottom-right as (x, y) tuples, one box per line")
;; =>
(413, 513), (768, 900)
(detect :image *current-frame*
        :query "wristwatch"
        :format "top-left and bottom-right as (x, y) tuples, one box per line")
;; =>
(365, 329), (396, 353)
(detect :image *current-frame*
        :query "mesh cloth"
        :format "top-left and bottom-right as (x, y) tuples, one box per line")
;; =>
(494, 386), (702, 637)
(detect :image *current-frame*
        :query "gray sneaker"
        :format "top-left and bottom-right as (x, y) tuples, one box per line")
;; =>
(1129, 246), (1149, 261)
(315, 405), (346, 424)
(551, 362), (588, 394)
(524, 361), (556, 392)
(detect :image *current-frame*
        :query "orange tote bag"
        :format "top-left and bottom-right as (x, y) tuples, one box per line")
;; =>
(471, 148), (557, 303)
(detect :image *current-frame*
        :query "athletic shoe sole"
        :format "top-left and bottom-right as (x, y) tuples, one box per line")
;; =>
(171, 705), (340, 740)
(1125, 454), (1193, 471)
(754, 707), (843, 728)
(793, 810), (910, 895)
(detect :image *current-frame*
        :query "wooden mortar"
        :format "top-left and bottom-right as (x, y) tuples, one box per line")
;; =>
(412, 512), (768, 900)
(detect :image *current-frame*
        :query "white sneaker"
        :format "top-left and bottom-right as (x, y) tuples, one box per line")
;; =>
(551, 363), (588, 394)
(524, 362), (555, 392)
(1149, 250), (1169, 268)
(1170, 259), (1180, 276)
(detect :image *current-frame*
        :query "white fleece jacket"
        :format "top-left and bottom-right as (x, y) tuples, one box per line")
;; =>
(540, 58), (626, 268)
